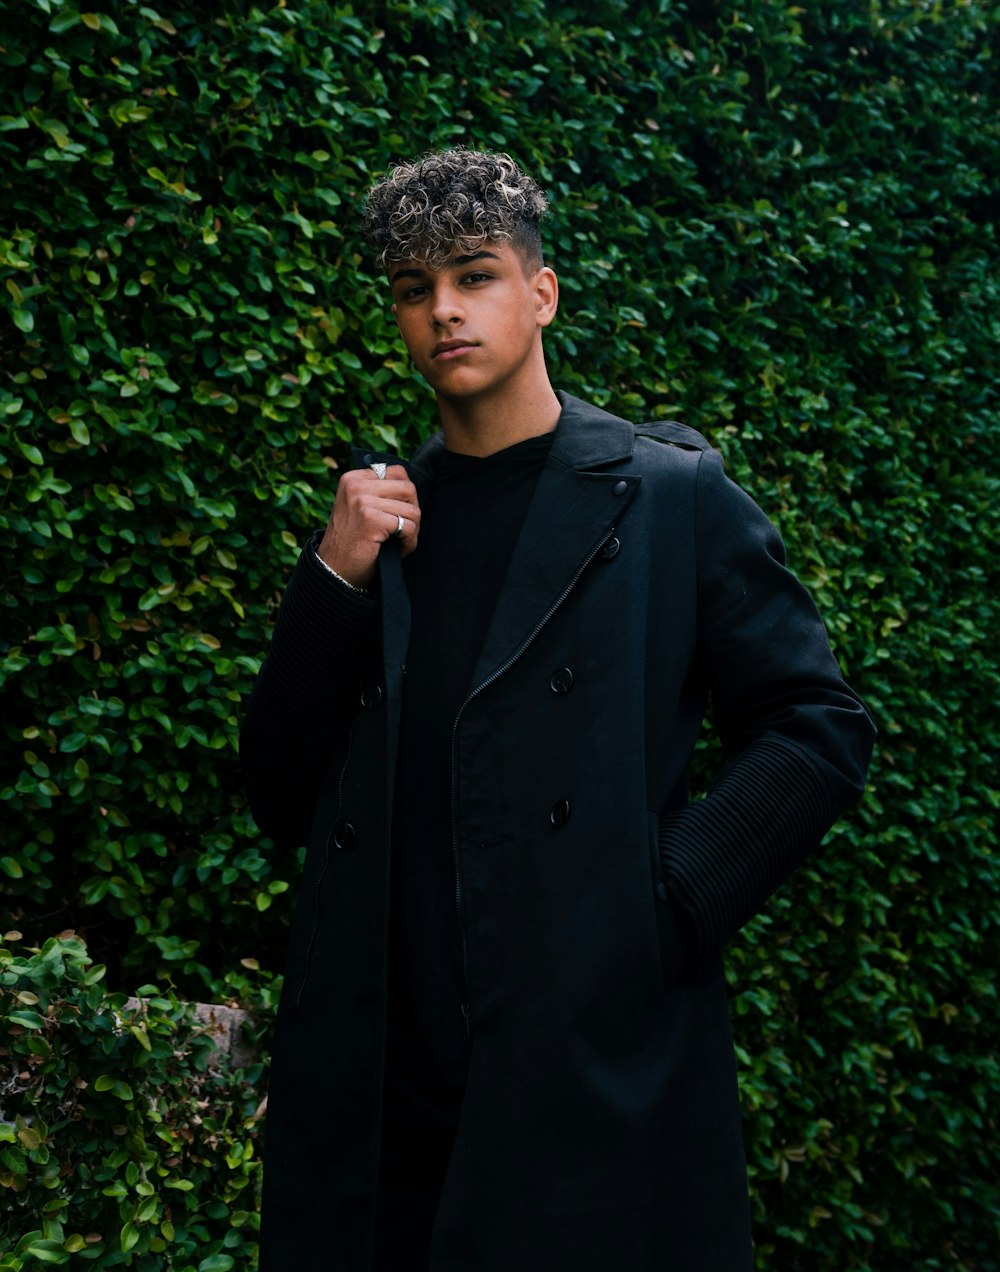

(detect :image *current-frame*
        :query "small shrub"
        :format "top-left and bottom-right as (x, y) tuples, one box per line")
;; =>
(0, 932), (266, 1270)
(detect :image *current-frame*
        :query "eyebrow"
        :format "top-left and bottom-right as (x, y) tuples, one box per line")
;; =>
(389, 250), (502, 285)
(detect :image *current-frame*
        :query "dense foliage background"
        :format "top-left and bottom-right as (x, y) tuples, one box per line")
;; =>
(1, 0), (997, 1267)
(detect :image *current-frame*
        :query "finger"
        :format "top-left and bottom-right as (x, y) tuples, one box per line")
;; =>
(381, 511), (417, 544)
(352, 496), (420, 536)
(339, 467), (415, 498)
(365, 495), (421, 526)
(361, 474), (419, 507)
(365, 463), (411, 488)
(395, 513), (419, 559)
(337, 484), (420, 533)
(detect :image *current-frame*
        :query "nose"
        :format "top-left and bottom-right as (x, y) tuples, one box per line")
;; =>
(430, 282), (464, 327)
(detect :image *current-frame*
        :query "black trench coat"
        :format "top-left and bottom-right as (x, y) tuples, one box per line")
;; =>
(241, 393), (876, 1271)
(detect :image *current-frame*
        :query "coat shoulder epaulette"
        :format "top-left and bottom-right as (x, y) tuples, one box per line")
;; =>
(634, 420), (713, 453)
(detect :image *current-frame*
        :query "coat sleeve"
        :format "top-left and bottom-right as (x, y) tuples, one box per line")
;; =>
(239, 532), (380, 846)
(658, 448), (876, 965)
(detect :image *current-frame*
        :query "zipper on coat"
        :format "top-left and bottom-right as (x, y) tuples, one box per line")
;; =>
(294, 722), (356, 1008)
(449, 527), (617, 1042)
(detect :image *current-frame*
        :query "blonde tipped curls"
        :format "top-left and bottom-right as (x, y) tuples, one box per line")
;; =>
(362, 148), (549, 269)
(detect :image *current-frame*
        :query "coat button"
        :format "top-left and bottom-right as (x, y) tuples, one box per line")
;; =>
(550, 800), (571, 828)
(360, 684), (383, 710)
(601, 535), (620, 561)
(333, 822), (357, 852)
(613, 479), (628, 496)
(549, 667), (574, 695)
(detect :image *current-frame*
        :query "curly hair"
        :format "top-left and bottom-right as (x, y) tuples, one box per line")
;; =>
(362, 148), (549, 270)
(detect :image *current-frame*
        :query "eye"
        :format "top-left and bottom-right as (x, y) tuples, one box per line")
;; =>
(463, 271), (492, 284)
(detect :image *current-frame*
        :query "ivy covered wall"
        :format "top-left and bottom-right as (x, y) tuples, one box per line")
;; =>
(1, 1), (997, 1267)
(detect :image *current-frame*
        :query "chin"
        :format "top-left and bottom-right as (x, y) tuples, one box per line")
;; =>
(428, 370), (494, 398)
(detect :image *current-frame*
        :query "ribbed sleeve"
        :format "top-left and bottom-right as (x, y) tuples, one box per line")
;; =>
(659, 734), (835, 959)
(240, 532), (380, 844)
(656, 448), (876, 964)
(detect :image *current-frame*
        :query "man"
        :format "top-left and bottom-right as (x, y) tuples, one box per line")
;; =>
(240, 148), (876, 1271)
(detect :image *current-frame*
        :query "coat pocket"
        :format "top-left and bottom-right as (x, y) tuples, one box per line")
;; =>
(288, 730), (357, 1010)
(288, 829), (334, 1011)
(648, 810), (690, 987)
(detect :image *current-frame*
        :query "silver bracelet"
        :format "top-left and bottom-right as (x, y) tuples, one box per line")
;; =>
(314, 551), (369, 596)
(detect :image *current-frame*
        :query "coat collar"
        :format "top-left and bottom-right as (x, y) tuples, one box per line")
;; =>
(548, 391), (637, 469)
(406, 391), (636, 492)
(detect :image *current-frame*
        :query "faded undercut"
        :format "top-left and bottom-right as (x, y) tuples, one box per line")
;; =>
(362, 147), (549, 271)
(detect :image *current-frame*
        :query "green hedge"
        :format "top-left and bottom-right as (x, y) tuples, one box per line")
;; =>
(0, 932), (265, 1269)
(1, 0), (997, 1267)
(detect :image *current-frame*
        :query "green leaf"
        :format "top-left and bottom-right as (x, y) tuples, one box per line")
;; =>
(48, 11), (82, 33)
(129, 1024), (152, 1051)
(23, 1242), (69, 1265)
(16, 440), (44, 465)
(94, 1074), (133, 1100)
(8, 1010), (46, 1029)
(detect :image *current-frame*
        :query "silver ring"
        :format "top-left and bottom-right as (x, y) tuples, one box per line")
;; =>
(392, 515), (405, 538)
(370, 462), (388, 480)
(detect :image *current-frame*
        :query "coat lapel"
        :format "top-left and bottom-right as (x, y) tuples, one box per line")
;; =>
(467, 393), (641, 691)
(350, 444), (412, 803)
(387, 393), (643, 695)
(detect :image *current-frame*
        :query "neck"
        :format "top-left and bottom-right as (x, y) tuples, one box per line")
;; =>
(437, 366), (562, 457)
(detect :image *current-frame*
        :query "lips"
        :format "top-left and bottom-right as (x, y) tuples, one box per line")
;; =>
(432, 339), (478, 359)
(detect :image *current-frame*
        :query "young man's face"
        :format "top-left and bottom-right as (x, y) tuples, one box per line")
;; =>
(388, 240), (558, 403)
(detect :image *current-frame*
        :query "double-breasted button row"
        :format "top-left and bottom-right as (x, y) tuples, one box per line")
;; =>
(601, 535), (621, 561)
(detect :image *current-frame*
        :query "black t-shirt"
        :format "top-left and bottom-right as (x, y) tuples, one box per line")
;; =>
(378, 432), (552, 1228)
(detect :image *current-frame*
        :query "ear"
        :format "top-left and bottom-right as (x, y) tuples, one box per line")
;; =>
(391, 301), (399, 326)
(534, 266), (559, 329)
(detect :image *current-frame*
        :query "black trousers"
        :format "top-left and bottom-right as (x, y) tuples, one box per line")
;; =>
(373, 1120), (456, 1271)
